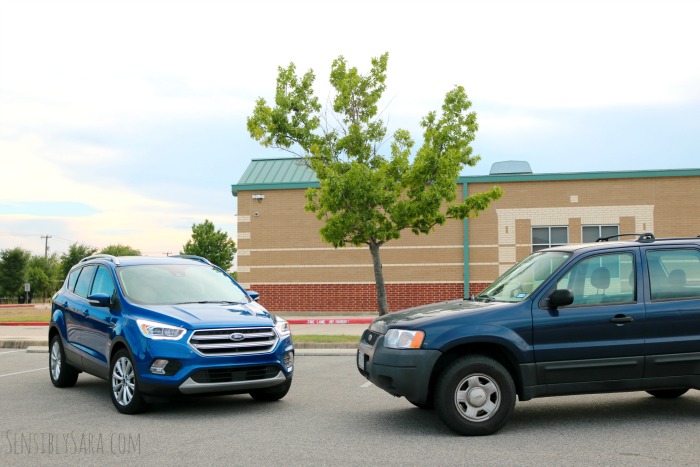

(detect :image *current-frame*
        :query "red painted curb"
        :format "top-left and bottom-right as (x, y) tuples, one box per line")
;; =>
(0, 322), (48, 326)
(287, 318), (373, 325)
(0, 304), (36, 309)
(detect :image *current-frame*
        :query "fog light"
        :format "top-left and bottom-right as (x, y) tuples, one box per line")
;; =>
(284, 351), (294, 372)
(150, 359), (169, 375)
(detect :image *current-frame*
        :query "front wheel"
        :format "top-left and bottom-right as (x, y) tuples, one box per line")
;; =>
(49, 336), (79, 388)
(434, 355), (515, 436)
(249, 378), (292, 402)
(647, 388), (689, 399)
(110, 349), (150, 414)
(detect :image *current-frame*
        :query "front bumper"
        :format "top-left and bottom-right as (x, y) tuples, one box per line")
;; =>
(357, 330), (441, 404)
(132, 333), (294, 396)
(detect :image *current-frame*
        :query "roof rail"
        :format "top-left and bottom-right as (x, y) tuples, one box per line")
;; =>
(170, 255), (213, 266)
(596, 233), (655, 243)
(80, 254), (121, 265)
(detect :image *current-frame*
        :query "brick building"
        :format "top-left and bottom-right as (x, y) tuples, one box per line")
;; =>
(231, 158), (700, 313)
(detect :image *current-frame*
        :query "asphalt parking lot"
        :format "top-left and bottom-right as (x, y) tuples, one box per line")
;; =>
(1, 349), (700, 466)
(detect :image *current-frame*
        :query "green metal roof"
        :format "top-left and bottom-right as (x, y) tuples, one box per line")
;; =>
(232, 158), (700, 196)
(458, 167), (700, 184)
(232, 158), (318, 196)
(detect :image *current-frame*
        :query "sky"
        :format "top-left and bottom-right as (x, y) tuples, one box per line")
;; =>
(1, 0), (699, 258)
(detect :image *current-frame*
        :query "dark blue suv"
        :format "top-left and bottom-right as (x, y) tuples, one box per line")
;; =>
(358, 234), (700, 435)
(49, 254), (294, 413)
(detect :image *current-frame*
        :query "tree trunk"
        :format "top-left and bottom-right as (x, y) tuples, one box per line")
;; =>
(369, 241), (389, 316)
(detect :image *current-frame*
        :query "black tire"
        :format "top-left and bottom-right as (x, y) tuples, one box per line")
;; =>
(110, 349), (150, 414)
(249, 378), (292, 402)
(434, 355), (516, 436)
(49, 335), (79, 388)
(646, 388), (689, 399)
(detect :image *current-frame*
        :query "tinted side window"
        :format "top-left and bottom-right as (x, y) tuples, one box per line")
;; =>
(647, 249), (700, 301)
(66, 268), (81, 292)
(91, 266), (115, 297)
(556, 252), (636, 306)
(73, 265), (97, 298)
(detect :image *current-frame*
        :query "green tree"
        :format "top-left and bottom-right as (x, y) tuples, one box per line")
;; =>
(181, 220), (237, 271)
(100, 244), (141, 256)
(248, 53), (503, 315)
(60, 242), (97, 277)
(0, 247), (31, 300)
(29, 253), (63, 299)
(26, 266), (50, 300)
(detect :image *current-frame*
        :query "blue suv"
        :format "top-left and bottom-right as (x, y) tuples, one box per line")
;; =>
(49, 254), (294, 413)
(358, 234), (700, 435)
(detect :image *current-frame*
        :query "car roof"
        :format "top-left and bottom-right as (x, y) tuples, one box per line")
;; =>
(541, 235), (700, 254)
(76, 254), (213, 268)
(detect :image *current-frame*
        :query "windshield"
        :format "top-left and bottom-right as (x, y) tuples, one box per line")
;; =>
(117, 264), (249, 305)
(476, 251), (570, 302)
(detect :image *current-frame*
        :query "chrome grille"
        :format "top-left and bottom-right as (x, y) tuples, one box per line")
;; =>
(189, 327), (277, 355)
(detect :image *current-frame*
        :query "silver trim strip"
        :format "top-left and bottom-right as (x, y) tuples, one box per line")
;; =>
(178, 371), (286, 394)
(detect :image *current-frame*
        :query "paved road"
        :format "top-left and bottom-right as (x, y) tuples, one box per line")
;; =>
(1, 349), (699, 466)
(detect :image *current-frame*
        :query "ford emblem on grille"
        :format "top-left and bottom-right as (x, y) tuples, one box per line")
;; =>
(229, 333), (246, 342)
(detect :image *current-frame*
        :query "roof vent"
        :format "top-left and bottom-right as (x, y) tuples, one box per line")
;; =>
(489, 160), (533, 175)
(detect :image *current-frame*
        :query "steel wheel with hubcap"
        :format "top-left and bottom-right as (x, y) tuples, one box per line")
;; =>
(49, 336), (79, 387)
(435, 355), (515, 436)
(110, 349), (150, 414)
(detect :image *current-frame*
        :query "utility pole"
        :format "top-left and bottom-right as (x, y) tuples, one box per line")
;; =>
(41, 235), (52, 261)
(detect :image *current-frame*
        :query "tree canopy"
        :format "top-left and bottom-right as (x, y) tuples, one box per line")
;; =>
(181, 219), (237, 271)
(60, 243), (97, 277)
(248, 52), (503, 315)
(0, 247), (31, 299)
(100, 244), (141, 256)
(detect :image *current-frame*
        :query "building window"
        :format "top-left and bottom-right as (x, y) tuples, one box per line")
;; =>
(582, 225), (620, 243)
(532, 227), (568, 252)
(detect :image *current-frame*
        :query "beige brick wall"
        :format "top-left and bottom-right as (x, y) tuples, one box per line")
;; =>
(467, 176), (700, 280)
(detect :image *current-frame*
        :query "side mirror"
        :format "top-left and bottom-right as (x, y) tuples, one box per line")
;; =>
(88, 292), (112, 307)
(247, 291), (260, 302)
(548, 289), (574, 309)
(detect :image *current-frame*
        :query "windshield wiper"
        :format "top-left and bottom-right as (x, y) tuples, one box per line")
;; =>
(474, 295), (497, 302)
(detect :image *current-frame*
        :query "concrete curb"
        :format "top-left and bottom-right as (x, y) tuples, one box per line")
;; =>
(0, 339), (47, 349)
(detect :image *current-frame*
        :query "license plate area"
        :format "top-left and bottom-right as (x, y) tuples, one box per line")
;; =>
(357, 350), (366, 371)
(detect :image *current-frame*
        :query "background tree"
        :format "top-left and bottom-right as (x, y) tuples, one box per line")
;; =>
(181, 219), (237, 271)
(0, 247), (31, 301)
(60, 242), (97, 277)
(248, 53), (503, 315)
(28, 253), (63, 300)
(100, 244), (141, 256)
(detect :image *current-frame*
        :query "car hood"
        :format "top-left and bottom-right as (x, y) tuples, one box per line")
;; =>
(138, 301), (275, 328)
(370, 299), (503, 332)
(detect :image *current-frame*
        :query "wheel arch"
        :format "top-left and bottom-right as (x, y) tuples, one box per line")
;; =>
(427, 343), (525, 404)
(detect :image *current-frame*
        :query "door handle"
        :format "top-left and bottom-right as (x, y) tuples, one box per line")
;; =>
(609, 315), (634, 324)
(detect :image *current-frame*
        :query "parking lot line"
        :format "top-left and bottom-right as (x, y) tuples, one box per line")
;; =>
(0, 350), (25, 355)
(0, 367), (48, 379)
(360, 381), (373, 388)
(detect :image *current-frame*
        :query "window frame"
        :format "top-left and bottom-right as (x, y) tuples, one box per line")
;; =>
(532, 226), (569, 252)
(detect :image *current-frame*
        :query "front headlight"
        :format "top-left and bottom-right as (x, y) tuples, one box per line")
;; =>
(275, 317), (291, 338)
(136, 319), (186, 340)
(384, 329), (425, 349)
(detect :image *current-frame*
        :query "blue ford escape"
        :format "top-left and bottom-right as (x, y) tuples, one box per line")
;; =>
(358, 234), (700, 435)
(49, 254), (294, 413)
